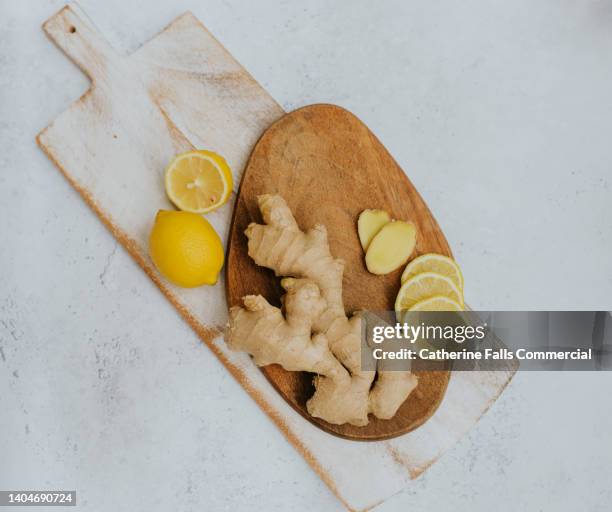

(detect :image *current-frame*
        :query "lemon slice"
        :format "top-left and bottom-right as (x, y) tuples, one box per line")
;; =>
(405, 295), (465, 351)
(408, 295), (463, 311)
(165, 150), (233, 213)
(401, 253), (463, 290)
(395, 272), (464, 316)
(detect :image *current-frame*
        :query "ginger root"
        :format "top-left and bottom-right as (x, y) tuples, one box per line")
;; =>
(227, 195), (417, 426)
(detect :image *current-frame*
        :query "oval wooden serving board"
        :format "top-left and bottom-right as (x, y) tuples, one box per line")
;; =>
(227, 104), (452, 440)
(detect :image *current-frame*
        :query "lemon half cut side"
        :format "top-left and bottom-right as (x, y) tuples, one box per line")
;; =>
(165, 150), (233, 214)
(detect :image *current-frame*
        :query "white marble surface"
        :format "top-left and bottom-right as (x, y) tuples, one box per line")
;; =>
(1, 0), (611, 510)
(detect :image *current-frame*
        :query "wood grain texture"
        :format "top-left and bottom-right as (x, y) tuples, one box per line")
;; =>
(227, 104), (454, 440)
(37, 5), (517, 510)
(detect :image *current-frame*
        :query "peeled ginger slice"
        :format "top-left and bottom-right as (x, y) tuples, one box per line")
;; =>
(357, 209), (391, 251)
(365, 220), (417, 275)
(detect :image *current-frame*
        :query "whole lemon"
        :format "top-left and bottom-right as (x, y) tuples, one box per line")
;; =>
(149, 210), (224, 287)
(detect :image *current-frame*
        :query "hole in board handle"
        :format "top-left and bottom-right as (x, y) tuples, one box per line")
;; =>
(69, 26), (76, 33)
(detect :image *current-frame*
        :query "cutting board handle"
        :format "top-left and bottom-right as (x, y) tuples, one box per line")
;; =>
(43, 3), (117, 81)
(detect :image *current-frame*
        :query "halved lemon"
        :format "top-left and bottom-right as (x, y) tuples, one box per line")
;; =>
(408, 295), (463, 311)
(395, 272), (464, 316)
(165, 150), (233, 213)
(401, 253), (463, 290)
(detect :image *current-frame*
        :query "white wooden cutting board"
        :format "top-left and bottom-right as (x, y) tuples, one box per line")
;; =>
(37, 4), (516, 510)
